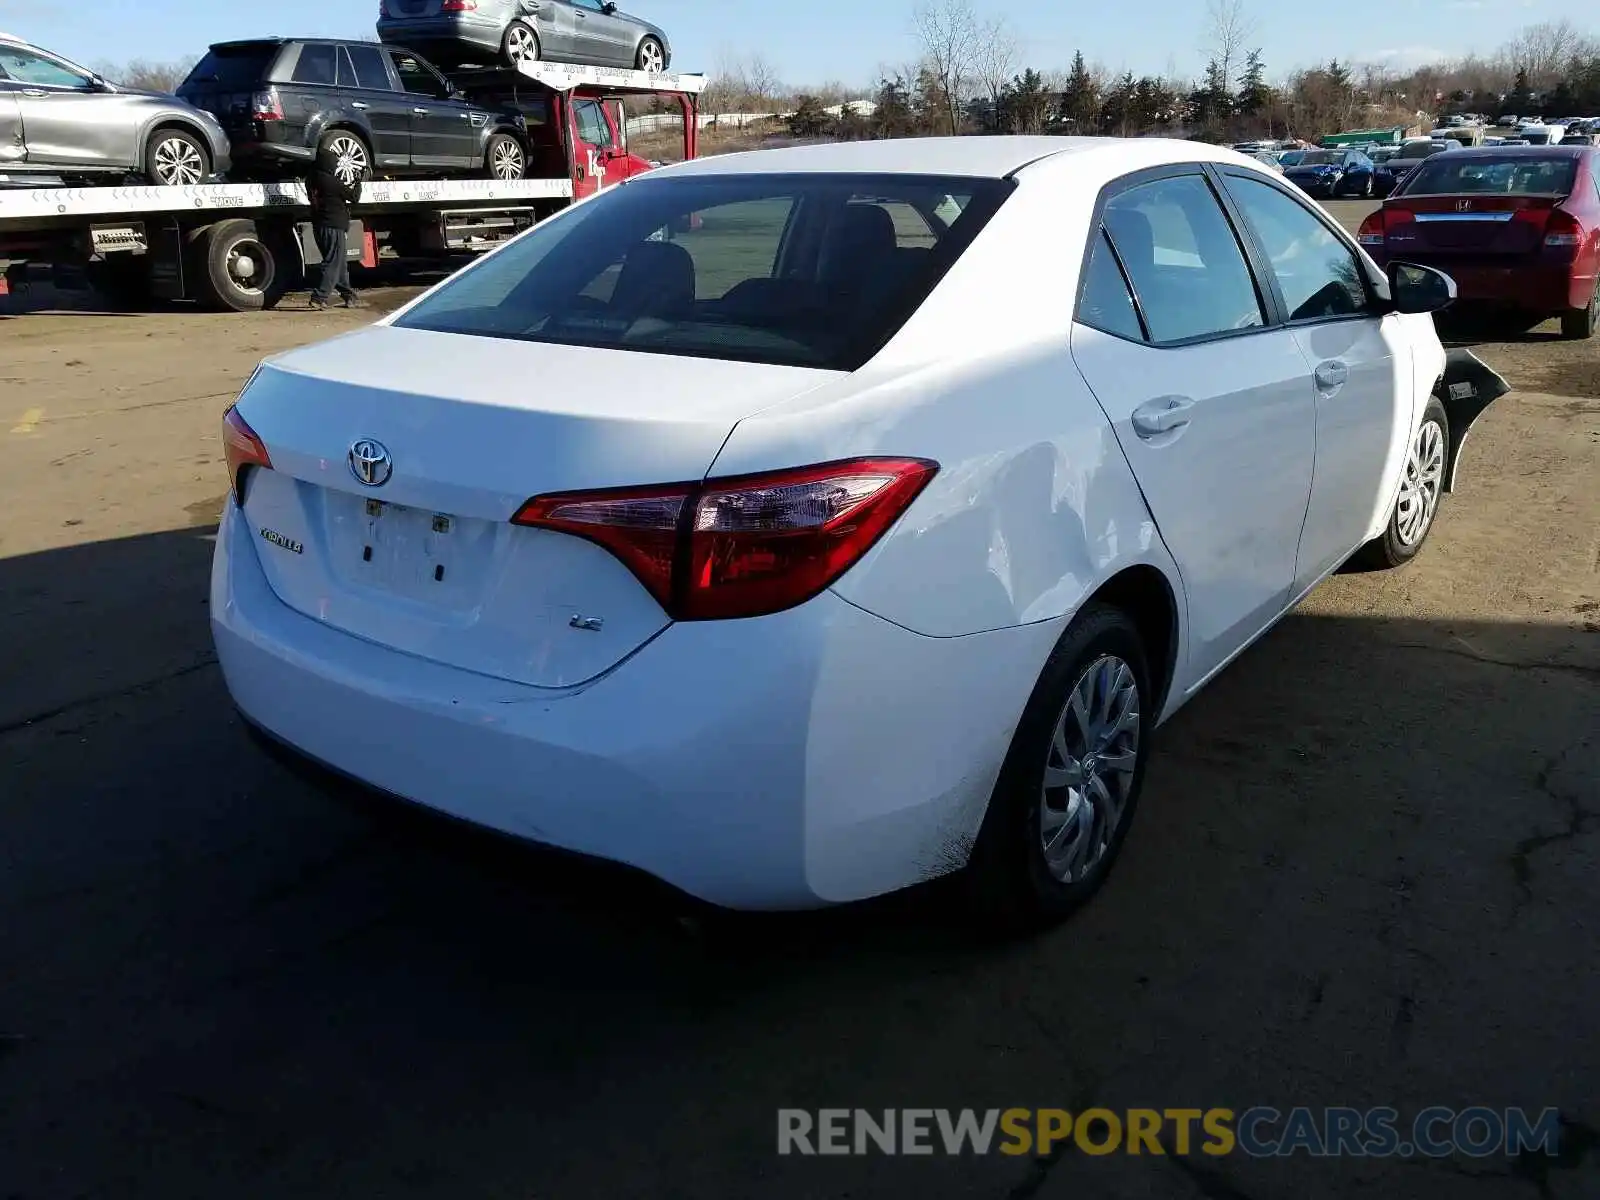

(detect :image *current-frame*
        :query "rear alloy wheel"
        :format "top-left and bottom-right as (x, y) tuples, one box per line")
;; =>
(635, 37), (666, 73)
(145, 128), (209, 186)
(1561, 281), (1598, 340)
(1354, 397), (1449, 569)
(484, 132), (525, 181)
(967, 603), (1152, 929)
(503, 20), (540, 66)
(1362, 174), (1374, 198)
(319, 132), (370, 188)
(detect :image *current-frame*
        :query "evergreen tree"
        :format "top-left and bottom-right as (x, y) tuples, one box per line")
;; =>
(1058, 51), (1099, 132)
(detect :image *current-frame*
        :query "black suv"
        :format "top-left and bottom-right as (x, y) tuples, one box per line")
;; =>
(177, 38), (530, 185)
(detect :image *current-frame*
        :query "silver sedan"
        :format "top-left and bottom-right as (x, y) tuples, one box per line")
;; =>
(378, 0), (671, 71)
(0, 33), (231, 186)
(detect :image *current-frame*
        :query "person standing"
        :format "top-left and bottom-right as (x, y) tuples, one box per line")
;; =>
(306, 145), (362, 310)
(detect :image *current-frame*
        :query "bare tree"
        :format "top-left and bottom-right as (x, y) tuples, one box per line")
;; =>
(1505, 19), (1594, 88)
(1202, 0), (1255, 94)
(912, 0), (980, 135)
(972, 16), (1018, 127)
(92, 58), (195, 93)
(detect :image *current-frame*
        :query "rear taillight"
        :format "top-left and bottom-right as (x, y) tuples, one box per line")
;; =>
(512, 457), (939, 620)
(442, 0), (478, 9)
(1543, 208), (1583, 248)
(251, 88), (283, 121)
(222, 405), (271, 505)
(1359, 207), (1413, 246)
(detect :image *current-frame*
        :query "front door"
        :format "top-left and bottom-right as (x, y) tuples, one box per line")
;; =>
(569, 96), (617, 197)
(388, 50), (475, 169)
(0, 89), (23, 166)
(1070, 169), (1318, 690)
(1218, 170), (1411, 590)
(0, 44), (121, 168)
(571, 0), (633, 65)
(341, 43), (411, 171)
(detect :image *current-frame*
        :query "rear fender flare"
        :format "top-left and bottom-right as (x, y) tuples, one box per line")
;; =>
(1435, 348), (1511, 492)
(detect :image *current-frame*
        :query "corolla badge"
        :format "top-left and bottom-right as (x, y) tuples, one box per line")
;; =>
(349, 438), (393, 487)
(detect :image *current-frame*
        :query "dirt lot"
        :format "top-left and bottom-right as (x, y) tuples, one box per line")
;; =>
(1, 200), (1597, 1199)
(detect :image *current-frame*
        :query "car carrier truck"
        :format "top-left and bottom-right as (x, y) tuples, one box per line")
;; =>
(0, 61), (703, 312)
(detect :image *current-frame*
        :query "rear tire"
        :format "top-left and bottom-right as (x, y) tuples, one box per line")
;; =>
(317, 130), (371, 188)
(502, 20), (540, 66)
(483, 132), (526, 181)
(144, 127), (210, 186)
(1560, 281), (1597, 339)
(966, 603), (1153, 931)
(1353, 397), (1449, 570)
(188, 218), (283, 312)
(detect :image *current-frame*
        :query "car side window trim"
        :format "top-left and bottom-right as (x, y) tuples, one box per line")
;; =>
(1071, 226), (1149, 343)
(1083, 163), (1277, 350)
(1210, 164), (1383, 327)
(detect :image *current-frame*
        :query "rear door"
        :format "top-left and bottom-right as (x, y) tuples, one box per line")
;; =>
(1069, 167), (1318, 688)
(341, 43), (412, 170)
(279, 42), (344, 157)
(1219, 168), (1411, 589)
(388, 49), (475, 169)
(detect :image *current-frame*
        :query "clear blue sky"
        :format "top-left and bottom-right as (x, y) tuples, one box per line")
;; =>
(0, 0), (1589, 86)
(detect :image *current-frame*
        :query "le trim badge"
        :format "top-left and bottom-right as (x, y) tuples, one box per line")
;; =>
(259, 526), (304, 555)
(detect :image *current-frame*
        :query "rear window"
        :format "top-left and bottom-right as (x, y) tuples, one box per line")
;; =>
(182, 45), (279, 89)
(394, 173), (1013, 371)
(1400, 156), (1577, 196)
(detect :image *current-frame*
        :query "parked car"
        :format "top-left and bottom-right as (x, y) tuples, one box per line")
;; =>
(212, 136), (1502, 925)
(1250, 150), (1284, 172)
(1374, 140), (1454, 196)
(1360, 145), (1600, 338)
(1277, 149), (1307, 167)
(377, 0), (672, 72)
(0, 31), (231, 185)
(177, 38), (530, 186)
(1283, 148), (1376, 197)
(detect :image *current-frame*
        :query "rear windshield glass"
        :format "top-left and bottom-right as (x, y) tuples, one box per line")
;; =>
(183, 46), (278, 89)
(394, 173), (1013, 370)
(1401, 156), (1578, 196)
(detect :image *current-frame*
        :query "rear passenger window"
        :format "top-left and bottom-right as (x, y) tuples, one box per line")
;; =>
(291, 44), (339, 86)
(1225, 176), (1369, 321)
(1102, 175), (1264, 344)
(344, 44), (392, 91)
(1077, 230), (1144, 341)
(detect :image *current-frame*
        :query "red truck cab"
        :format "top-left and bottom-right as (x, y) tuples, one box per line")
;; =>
(446, 62), (701, 199)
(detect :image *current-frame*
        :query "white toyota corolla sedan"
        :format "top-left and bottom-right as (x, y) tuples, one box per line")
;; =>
(212, 137), (1507, 924)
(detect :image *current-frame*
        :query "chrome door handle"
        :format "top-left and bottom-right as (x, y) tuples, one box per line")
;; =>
(351, 101), (369, 109)
(21, 89), (47, 97)
(413, 107), (428, 115)
(1314, 361), (1349, 391)
(1130, 396), (1195, 438)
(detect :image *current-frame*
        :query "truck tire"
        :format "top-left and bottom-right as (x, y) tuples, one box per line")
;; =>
(144, 126), (211, 186)
(483, 132), (526, 181)
(190, 219), (281, 312)
(502, 20), (540, 66)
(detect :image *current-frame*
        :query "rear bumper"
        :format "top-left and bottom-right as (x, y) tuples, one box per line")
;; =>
(210, 499), (1060, 910)
(1370, 252), (1592, 311)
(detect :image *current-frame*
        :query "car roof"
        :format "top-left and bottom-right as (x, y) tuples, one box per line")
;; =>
(650, 136), (1259, 181)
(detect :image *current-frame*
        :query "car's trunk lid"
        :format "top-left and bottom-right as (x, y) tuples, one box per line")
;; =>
(1384, 194), (1563, 254)
(234, 325), (836, 688)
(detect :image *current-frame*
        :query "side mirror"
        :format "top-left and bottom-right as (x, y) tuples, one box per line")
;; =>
(602, 1), (618, 11)
(88, 73), (111, 92)
(1388, 261), (1456, 314)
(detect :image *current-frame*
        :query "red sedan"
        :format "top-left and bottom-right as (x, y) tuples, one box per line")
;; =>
(1358, 145), (1600, 338)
